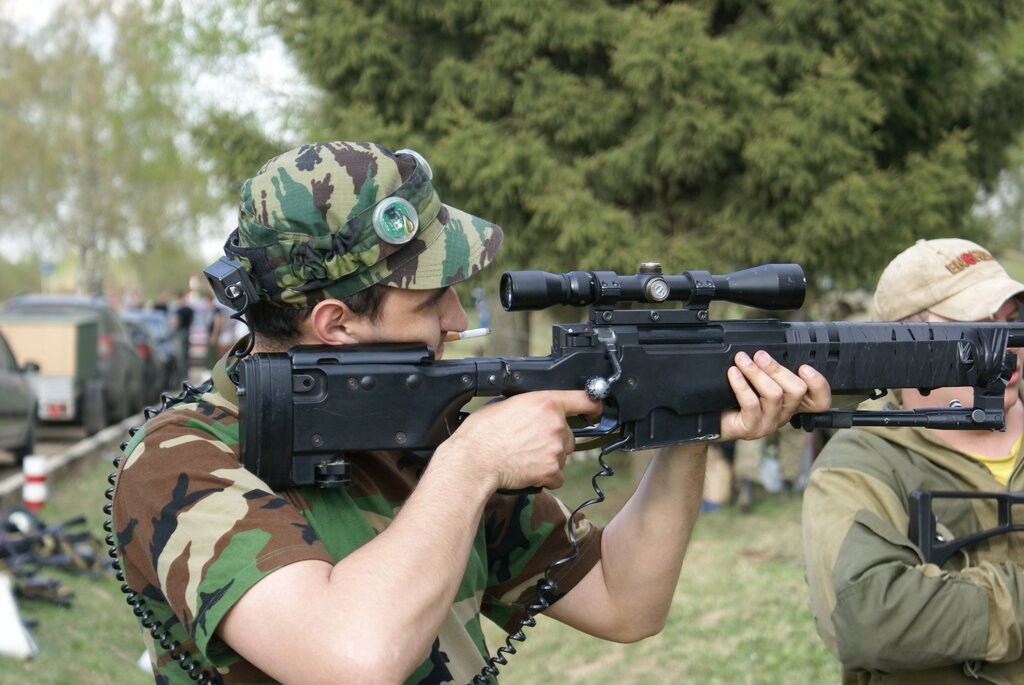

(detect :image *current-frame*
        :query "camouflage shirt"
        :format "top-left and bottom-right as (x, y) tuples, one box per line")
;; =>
(112, 355), (602, 684)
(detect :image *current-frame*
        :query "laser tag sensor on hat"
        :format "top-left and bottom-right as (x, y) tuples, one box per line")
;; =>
(204, 256), (261, 315)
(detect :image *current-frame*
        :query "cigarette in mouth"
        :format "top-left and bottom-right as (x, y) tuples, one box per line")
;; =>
(444, 328), (491, 342)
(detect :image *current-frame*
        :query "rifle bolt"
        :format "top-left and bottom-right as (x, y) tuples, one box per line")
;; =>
(585, 376), (610, 400)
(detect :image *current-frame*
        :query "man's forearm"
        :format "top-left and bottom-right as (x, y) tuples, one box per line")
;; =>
(548, 442), (708, 641)
(221, 453), (492, 684)
(603, 443), (708, 627)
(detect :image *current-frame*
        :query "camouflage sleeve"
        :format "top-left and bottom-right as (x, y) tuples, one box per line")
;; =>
(481, 491), (602, 633)
(112, 402), (333, 663)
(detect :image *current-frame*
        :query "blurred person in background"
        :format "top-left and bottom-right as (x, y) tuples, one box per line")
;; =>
(170, 290), (193, 378)
(734, 423), (808, 513)
(205, 295), (242, 367)
(153, 288), (173, 314)
(803, 238), (1024, 684)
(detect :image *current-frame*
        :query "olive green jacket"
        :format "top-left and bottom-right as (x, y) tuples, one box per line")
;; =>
(803, 406), (1024, 684)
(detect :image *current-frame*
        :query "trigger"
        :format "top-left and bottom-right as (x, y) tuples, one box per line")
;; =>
(571, 412), (619, 438)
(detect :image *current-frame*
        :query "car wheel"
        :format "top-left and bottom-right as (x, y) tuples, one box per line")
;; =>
(109, 382), (132, 423)
(120, 391), (132, 421)
(83, 381), (107, 435)
(133, 382), (147, 417)
(11, 414), (36, 465)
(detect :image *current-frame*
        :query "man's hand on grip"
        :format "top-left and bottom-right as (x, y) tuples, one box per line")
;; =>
(439, 390), (602, 493)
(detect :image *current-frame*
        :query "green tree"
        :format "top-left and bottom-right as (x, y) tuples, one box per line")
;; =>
(242, 0), (1024, 292)
(177, 2), (302, 206)
(190, 110), (284, 204)
(0, 255), (43, 301)
(0, 0), (220, 296)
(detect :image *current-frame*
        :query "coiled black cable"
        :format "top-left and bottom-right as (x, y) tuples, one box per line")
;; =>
(470, 435), (629, 685)
(103, 379), (222, 685)
(103, 304), (253, 684)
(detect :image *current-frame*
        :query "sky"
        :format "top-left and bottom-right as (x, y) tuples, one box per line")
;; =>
(2, 0), (313, 263)
(2, 0), (51, 25)
(4, 0), (312, 141)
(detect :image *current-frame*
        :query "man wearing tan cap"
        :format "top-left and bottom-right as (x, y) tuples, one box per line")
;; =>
(803, 238), (1024, 684)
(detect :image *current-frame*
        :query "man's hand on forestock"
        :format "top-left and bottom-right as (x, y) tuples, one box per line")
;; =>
(439, 390), (601, 493)
(719, 351), (831, 442)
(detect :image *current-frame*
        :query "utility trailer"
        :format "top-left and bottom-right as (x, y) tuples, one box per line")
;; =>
(0, 314), (106, 435)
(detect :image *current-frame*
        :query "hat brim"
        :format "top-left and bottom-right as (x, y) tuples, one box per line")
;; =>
(374, 203), (504, 291)
(929, 276), (1024, 321)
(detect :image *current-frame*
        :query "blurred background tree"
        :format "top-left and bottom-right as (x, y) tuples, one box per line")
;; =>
(2, 0), (1024, 311)
(217, 0), (1024, 296)
(0, 0), (221, 297)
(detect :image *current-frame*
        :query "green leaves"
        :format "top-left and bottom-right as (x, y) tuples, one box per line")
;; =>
(0, 0), (222, 295)
(248, 0), (1024, 292)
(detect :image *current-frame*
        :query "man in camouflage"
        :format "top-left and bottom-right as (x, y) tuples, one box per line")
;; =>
(113, 140), (830, 684)
(803, 238), (1024, 684)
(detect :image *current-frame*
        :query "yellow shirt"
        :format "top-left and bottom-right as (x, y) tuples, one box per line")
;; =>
(966, 433), (1024, 485)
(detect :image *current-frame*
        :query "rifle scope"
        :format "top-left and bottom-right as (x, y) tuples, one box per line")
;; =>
(500, 263), (806, 312)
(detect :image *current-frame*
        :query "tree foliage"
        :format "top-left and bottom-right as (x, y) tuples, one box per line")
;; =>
(190, 110), (284, 204)
(0, 0), (220, 296)
(242, 0), (1024, 291)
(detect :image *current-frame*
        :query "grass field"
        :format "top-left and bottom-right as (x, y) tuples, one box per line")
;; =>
(1, 452), (150, 685)
(1, 450), (838, 684)
(480, 452), (838, 685)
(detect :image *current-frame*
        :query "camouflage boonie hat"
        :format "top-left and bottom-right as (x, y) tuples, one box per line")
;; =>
(224, 141), (504, 307)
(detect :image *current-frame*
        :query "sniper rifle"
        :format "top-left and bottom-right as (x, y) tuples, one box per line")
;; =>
(231, 263), (1024, 491)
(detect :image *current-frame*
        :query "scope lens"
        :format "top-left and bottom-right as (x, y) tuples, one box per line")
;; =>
(500, 273), (513, 311)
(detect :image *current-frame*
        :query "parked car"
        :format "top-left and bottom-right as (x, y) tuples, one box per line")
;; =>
(121, 309), (181, 390)
(1, 294), (145, 428)
(0, 329), (37, 464)
(121, 315), (163, 405)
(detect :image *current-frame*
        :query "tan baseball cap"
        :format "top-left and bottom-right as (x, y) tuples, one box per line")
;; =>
(872, 238), (1024, 321)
